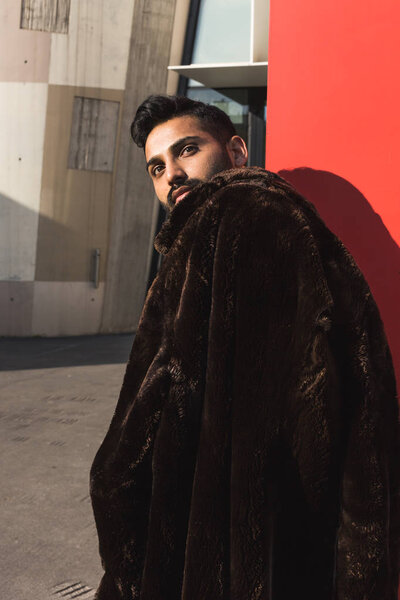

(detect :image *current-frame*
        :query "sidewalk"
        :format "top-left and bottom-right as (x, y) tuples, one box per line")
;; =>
(0, 334), (134, 600)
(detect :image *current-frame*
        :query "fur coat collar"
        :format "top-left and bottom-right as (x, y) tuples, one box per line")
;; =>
(90, 167), (399, 599)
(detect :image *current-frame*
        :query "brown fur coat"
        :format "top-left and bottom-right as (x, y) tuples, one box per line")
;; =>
(90, 167), (400, 599)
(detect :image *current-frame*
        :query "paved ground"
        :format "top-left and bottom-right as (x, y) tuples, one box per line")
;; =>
(0, 334), (134, 600)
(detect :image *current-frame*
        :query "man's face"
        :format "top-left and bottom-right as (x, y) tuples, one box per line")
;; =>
(144, 115), (246, 210)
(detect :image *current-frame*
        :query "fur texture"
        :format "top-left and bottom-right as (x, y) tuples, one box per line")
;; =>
(90, 168), (400, 599)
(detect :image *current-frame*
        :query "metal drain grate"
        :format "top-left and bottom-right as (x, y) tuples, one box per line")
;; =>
(51, 581), (95, 599)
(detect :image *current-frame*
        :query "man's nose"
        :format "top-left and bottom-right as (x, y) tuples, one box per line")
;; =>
(165, 161), (187, 187)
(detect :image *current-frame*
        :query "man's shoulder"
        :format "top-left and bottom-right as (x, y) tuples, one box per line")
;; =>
(204, 166), (319, 231)
(208, 166), (290, 196)
(155, 167), (322, 256)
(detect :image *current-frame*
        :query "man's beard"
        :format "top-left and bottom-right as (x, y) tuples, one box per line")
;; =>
(166, 178), (204, 211)
(166, 153), (234, 211)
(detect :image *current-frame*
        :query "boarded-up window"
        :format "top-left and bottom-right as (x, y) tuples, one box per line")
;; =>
(20, 0), (71, 34)
(68, 97), (120, 173)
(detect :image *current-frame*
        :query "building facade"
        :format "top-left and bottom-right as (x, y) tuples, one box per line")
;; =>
(0, 0), (268, 337)
(1, 0), (398, 404)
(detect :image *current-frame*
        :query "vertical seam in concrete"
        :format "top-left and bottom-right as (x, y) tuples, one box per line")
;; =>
(100, 0), (178, 333)
(33, 82), (50, 283)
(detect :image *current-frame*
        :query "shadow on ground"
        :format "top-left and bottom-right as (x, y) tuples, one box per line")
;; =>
(0, 333), (135, 371)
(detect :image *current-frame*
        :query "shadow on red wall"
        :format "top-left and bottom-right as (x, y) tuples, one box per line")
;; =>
(278, 167), (400, 393)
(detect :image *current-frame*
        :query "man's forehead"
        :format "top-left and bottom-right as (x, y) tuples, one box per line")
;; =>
(144, 115), (211, 160)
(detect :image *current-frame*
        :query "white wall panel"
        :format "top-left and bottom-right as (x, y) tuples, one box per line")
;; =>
(0, 281), (34, 336)
(0, 0), (51, 83)
(0, 82), (48, 281)
(32, 282), (104, 336)
(49, 0), (135, 90)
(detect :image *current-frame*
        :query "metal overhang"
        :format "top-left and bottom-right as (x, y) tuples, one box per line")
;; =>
(167, 62), (268, 88)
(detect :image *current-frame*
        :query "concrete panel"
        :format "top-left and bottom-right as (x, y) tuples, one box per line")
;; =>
(0, 0), (51, 83)
(0, 194), (39, 283)
(100, 0), (177, 333)
(68, 97), (120, 172)
(31, 282), (104, 336)
(166, 0), (191, 95)
(0, 82), (48, 281)
(49, 0), (135, 90)
(35, 85), (122, 283)
(252, 0), (269, 62)
(0, 281), (34, 336)
(20, 0), (71, 34)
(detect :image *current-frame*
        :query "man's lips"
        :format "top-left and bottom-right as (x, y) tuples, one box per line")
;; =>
(167, 179), (202, 207)
(172, 186), (192, 204)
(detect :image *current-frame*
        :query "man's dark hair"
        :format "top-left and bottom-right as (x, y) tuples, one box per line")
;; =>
(131, 95), (237, 149)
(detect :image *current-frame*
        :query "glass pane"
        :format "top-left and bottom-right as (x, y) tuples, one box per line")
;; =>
(191, 0), (252, 64)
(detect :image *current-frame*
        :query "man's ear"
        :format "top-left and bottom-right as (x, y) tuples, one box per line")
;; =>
(226, 135), (248, 167)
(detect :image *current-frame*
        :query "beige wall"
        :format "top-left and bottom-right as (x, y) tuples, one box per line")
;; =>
(0, 282), (34, 337)
(31, 282), (105, 336)
(0, 82), (48, 282)
(0, 0), (191, 336)
(0, 0), (51, 83)
(35, 85), (123, 283)
(49, 0), (134, 90)
(100, 0), (179, 333)
(166, 0), (191, 95)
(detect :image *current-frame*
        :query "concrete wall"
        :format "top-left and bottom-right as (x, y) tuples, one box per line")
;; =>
(100, 0), (179, 333)
(48, 0), (133, 89)
(0, 0), (51, 82)
(0, 82), (47, 282)
(0, 0), (186, 336)
(31, 84), (123, 336)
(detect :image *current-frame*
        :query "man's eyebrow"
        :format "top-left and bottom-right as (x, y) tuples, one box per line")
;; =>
(145, 136), (203, 171)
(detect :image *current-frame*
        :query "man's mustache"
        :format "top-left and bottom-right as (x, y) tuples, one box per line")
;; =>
(167, 179), (203, 207)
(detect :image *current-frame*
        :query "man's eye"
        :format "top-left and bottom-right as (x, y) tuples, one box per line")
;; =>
(181, 145), (197, 155)
(152, 165), (164, 176)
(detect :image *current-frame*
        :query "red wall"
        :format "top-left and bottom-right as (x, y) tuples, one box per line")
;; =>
(266, 0), (400, 394)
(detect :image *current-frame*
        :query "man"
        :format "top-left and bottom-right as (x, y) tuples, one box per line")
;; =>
(139, 96), (247, 211)
(90, 95), (400, 599)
